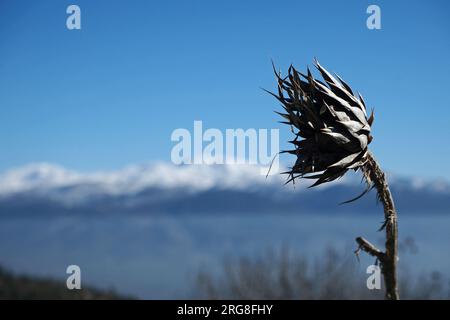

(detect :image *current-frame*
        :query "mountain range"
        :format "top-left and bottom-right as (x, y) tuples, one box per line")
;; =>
(0, 162), (449, 216)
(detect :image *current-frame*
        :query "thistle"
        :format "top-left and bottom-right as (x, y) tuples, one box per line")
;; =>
(269, 59), (399, 300)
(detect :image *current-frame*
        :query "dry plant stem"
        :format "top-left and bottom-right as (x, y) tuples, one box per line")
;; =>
(356, 151), (399, 300)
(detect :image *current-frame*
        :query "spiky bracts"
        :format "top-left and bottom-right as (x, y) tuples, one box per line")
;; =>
(269, 59), (374, 188)
(268, 59), (400, 299)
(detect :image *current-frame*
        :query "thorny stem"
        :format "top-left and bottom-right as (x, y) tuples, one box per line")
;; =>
(356, 151), (399, 300)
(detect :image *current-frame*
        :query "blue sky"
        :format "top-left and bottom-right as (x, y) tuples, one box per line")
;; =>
(0, 0), (449, 179)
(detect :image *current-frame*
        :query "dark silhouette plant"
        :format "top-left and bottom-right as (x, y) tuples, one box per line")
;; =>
(267, 59), (399, 300)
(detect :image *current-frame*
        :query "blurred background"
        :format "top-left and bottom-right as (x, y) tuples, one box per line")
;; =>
(0, 0), (449, 299)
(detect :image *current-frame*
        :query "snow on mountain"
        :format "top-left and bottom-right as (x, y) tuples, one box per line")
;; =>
(0, 162), (448, 215)
(0, 162), (286, 196)
(0, 162), (448, 197)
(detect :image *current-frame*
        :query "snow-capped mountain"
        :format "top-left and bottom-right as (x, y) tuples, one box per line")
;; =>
(0, 162), (286, 196)
(0, 162), (449, 216)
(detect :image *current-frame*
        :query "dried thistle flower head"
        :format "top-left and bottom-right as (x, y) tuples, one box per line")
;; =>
(269, 59), (374, 188)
